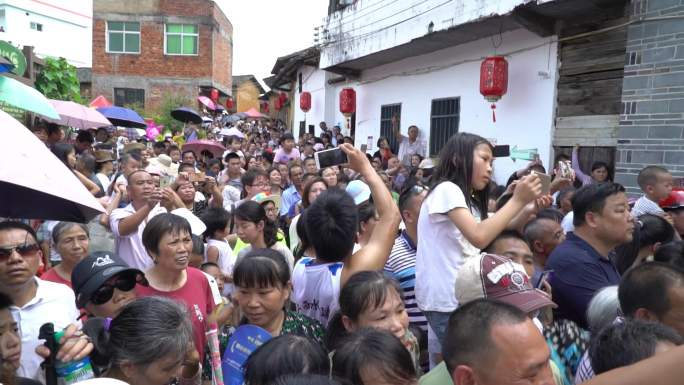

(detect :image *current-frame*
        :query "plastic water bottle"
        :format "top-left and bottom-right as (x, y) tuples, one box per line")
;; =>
(53, 330), (95, 385)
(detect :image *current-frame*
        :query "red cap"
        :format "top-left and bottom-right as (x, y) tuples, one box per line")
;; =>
(659, 188), (684, 210)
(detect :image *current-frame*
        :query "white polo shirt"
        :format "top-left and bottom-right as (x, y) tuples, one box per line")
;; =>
(12, 278), (81, 382)
(110, 203), (167, 270)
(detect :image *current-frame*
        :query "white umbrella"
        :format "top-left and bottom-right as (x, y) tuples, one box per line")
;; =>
(219, 126), (245, 139)
(0, 110), (105, 222)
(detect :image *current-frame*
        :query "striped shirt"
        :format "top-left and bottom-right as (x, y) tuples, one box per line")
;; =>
(631, 195), (664, 218)
(385, 231), (428, 331)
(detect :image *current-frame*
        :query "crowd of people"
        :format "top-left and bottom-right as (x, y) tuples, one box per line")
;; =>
(4, 114), (684, 385)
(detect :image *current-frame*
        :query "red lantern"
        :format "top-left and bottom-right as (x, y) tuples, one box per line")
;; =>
(210, 88), (219, 103)
(225, 96), (233, 110)
(275, 98), (282, 111)
(479, 56), (508, 123)
(300, 92), (311, 113)
(278, 92), (287, 106)
(339, 88), (356, 117)
(260, 100), (270, 113)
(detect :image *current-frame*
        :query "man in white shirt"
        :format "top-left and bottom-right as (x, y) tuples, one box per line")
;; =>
(0, 221), (82, 382)
(392, 115), (426, 166)
(110, 170), (167, 270)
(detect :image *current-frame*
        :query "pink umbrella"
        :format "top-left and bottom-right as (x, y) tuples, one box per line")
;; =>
(89, 95), (112, 109)
(0, 110), (105, 221)
(243, 107), (268, 119)
(183, 140), (225, 159)
(198, 95), (218, 111)
(47, 99), (112, 129)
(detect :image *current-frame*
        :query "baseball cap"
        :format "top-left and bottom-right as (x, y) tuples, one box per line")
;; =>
(456, 254), (556, 314)
(253, 192), (281, 211)
(660, 188), (684, 211)
(71, 251), (145, 308)
(346, 180), (371, 205)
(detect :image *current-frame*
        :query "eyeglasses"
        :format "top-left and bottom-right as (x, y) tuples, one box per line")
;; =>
(0, 243), (41, 261)
(398, 184), (429, 210)
(90, 272), (143, 305)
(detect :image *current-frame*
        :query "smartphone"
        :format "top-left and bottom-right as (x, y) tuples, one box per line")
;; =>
(558, 161), (572, 179)
(532, 171), (551, 195)
(493, 145), (510, 158)
(360, 144), (368, 153)
(159, 175), (174, 189)
(189, 172), (206, 183)
(315, 147), (348, 169)
(535, 270), (554, 289)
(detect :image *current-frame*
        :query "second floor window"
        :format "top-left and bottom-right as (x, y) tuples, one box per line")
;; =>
(165, 24), (198, 55)
(107, 21), (140, 54)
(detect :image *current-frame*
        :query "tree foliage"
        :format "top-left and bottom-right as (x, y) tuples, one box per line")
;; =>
(35, 57), (82, 102)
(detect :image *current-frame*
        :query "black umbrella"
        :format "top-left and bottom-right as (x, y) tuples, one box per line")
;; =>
(171, 107), (203, 124)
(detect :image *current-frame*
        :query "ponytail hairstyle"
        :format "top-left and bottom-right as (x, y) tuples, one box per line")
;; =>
(89, 297), (192, 371)
(326, 271), (404, 351)
(234, 201), (278, 247)
(429, 132), (493, 219)
(613, 214), (675, 274)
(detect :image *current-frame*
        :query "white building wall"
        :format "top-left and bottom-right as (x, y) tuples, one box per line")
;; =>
(293, 65), (328, 137)
(0, 0), (92, 67)
(325, 28), (558, 184)
(320, 0), (557, 68)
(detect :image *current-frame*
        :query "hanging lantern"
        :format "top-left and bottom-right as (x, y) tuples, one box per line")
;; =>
(300, 91), (311, 113)
(210, 88), (219, 103)
(275, 98), (282, 111)
(260, 100), (270, 113)
(278, 92), (287, 106)
(339, 88), (356, 117)
(479, 56), (508, 123)
(225, 96), (234, 110)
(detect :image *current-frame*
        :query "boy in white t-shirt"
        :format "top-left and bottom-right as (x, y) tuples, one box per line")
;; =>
(291, 144), (401, 326)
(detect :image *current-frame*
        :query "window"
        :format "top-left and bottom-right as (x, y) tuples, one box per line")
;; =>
(30, 22), (43, 31)
(380, 104), (401, 154)
(429, 97), (460, 155)
(165, 24), (198, 55)
(114, 88), (144, 108)
(107, 21), (140, 54)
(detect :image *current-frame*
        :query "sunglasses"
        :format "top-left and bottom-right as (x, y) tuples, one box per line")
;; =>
(0, 243), (41, 261)
(90, 271), (143, 305)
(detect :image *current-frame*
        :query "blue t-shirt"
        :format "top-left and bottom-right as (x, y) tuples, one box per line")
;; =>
(546, 232), (620, 329)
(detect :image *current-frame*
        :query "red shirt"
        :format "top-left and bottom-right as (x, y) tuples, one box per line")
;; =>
(40, 268), (72, 288)
(135, 267), (215, 358)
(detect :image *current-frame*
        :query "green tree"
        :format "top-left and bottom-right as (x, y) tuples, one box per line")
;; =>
(35, 57), (82, 102)
(151, 93), (193, 136)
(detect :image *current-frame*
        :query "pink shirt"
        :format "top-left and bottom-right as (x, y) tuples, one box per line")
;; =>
(274, 147), (301, 164)
(136, 267), (216, 358)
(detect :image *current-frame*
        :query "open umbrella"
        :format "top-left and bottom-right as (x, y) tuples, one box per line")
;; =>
(183, 140), (226, 159)
(0, 57), (15, 73)
(0, 76), (60, 119)
(0, 110), (105, 222)
(171, 107), (202, 124)
(243, 107), (267, 119)
(221, 114), (241, 125)
(198, 95), (218, 111)
(47, 99), (112, 129)
(219, 126), (245, 139)
(89, 95), (112, 108)
(96, 106), (146, 128)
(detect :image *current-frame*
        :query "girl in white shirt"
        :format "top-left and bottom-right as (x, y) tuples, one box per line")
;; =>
(415, 132), (544, 342)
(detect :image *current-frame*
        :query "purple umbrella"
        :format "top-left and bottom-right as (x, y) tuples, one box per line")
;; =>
(47, 99), (112, 129)
(96, 106), (146, 128)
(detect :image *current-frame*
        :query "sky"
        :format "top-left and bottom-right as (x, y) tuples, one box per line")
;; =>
(214, 0), (329, 91)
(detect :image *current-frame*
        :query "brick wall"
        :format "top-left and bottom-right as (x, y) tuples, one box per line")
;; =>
(616, 0), (684, 195)
(91, 0), (233, 112)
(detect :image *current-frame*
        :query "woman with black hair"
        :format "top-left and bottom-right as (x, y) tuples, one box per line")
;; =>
(234, 201), (294, 270)
(572, 145), (613, 186)
(613, 214), (676, 274)
(331, 328), (417, 385)
(244, 335), (329, 385)
(51, 143), (102, 196)
(136, 213), (215, 361)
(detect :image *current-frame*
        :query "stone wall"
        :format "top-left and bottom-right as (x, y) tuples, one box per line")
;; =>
(616, 0), (684, 195)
